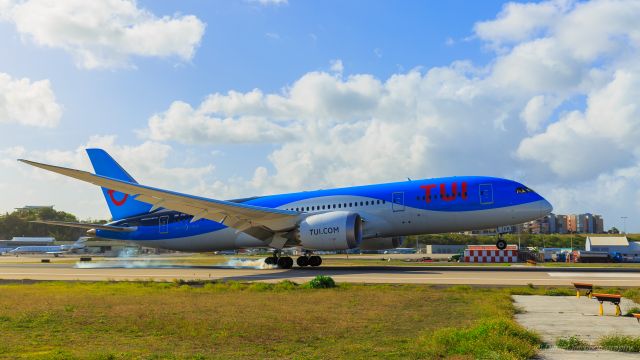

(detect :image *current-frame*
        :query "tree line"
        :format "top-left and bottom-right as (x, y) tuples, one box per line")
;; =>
(0, 208), (105, 242)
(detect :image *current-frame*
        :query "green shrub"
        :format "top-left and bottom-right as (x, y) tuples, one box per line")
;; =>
(556, 336), (592, 350)
(599, 335), (640, 352)
(307, 275), (336, 289)
(625, 307), (640, 316)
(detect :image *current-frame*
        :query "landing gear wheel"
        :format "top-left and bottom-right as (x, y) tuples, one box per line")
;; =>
(496, 239), (507, 250)
(277, 256), (294, 269)
(308, 255), (322, 267)
(296, 256), (309, 267)
(265, 256), (277, 265)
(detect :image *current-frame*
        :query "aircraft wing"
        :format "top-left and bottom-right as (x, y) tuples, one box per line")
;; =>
(31, 220), (136, 232)
(18, 159), (300, 236)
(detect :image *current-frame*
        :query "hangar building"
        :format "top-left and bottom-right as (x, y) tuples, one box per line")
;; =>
(585, 236), (640, 262)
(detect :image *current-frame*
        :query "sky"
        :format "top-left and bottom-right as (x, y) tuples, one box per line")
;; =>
(1, 0), (639, 232)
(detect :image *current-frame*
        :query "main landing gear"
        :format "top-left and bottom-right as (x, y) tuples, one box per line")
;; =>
(265, 250), (323, 269)
(265, 250), (294, 269)
(296, 250), (322, 267)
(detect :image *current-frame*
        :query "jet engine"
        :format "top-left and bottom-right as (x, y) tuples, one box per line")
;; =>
(297, 211), (362, 250)
(359, 236), (404, 250)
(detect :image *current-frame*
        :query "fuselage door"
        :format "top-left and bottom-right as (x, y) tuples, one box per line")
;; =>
(479, 184), (494, 205)
(392, 192), (405, 212)
(159, 215), (169, 234)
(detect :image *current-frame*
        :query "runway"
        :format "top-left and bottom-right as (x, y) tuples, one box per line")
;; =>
(1, 262), (639, 286)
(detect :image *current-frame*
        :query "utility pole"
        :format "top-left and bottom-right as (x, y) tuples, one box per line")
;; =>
(570, 233), (573, 252)
(621, 216), (628, 234)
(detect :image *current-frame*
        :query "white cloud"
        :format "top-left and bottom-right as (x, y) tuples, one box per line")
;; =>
(0, 72), (62, 127)
(6, 0), (640, 231)
(0, 0), (205, 69)
(517, 69), (640, 180)
(135, 0), (640, 230)
(330, 59), (344, 74)
(145, 100), (298, 144)
(265, 32), (280, 40)
(519, 95), (559, 133)
(474, 0), (572, 47)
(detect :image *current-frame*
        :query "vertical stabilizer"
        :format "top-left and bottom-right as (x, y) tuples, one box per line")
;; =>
(86, 149), (152, 220)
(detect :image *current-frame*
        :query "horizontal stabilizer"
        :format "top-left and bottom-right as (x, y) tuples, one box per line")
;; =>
(30, 220), (136, 233)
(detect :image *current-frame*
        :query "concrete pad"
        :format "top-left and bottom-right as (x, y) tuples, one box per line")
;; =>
(513, 295), (640, 343)
(513, 295), (640, 359)
(538, 348), (640, 359)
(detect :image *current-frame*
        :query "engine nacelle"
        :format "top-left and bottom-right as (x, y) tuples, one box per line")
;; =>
(297, 211), (362, 250)
(359, 236), (404, 250)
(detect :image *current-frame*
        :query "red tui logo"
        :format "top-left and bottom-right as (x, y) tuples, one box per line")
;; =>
(107, 189), (128, 206)
(420, 182), (468, 202)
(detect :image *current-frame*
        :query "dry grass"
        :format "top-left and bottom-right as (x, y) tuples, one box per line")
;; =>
(0, 281), (542, 359)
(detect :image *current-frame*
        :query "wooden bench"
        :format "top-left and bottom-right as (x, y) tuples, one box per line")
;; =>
(573, 282), (593, 299)
(592, 293), (622, 316)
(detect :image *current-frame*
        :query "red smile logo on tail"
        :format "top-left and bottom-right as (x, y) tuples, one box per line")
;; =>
(107, 189), (128, 206)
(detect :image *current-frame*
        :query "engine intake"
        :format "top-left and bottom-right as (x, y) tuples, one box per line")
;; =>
(297, 211), (362, 250)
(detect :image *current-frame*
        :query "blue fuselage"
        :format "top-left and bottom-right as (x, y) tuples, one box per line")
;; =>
(96, 176), (552, 251)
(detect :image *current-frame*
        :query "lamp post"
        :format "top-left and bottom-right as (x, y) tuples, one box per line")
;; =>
(621, 216), (628, 234)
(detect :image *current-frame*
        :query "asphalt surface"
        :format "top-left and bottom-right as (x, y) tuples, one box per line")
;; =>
(1, 260), (640, 285)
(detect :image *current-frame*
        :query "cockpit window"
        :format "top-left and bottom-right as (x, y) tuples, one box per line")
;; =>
(515, 187), (534, 194)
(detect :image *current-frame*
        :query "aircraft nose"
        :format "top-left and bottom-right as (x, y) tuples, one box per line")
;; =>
(540, 199), (553, 217)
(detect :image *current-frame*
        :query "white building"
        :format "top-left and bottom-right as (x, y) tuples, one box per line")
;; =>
(425, 244), (466, 254)
(585, 236), (640, 262)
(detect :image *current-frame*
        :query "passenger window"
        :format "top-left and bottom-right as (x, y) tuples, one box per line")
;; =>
(360, 202), (363, 206)
(349, 203), (353, 207)
(322, 205), (325, 210)
(338, 204), (342, 208)
(365, 201), (369, 206)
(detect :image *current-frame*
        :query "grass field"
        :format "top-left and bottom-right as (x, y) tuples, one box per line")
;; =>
(0, 281), (560, 360)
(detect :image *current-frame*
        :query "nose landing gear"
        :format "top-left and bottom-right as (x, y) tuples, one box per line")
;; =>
(496, 234), (507, 250)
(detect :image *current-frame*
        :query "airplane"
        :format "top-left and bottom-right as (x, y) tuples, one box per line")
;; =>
(18, 149), (552, 268)
(9, 237), (87, 257)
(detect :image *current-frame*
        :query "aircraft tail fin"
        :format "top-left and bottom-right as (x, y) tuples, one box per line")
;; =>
(86, 149), (152, 220)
